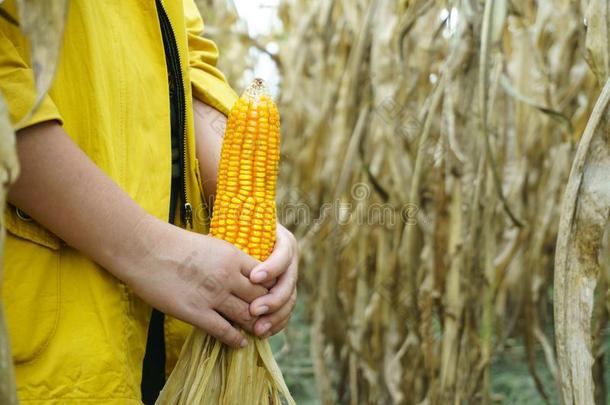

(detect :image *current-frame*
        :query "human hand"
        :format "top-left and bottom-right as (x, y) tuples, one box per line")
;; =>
(119, 216), (268, 348)
(247, 224), (299, 338)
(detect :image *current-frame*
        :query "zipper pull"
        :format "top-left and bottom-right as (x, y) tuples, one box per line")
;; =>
(184, 202), (193, 227)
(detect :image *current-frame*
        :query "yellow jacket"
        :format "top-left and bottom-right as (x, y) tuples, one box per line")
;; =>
(0, 0), (237, 403)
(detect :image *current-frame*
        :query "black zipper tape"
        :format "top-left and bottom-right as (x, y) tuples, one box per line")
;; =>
(156, 0), (192, 227)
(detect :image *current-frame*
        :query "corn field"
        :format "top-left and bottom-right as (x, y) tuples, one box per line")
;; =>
(205, 0), (610, 403)
(1, 0), (610, 404)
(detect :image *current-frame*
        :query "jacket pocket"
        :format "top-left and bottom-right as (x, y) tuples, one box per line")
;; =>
(5, 204), (61, 250)
(3, 207), (61, 363)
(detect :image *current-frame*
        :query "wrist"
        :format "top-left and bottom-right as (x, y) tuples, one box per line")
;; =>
(102, 212), (168, 283)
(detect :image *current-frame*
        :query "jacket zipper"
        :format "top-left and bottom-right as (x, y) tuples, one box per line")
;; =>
(156, 0), (193, 227)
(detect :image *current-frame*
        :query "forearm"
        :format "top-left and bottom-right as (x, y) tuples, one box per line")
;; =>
(7, 120), (271, 344)
(193, 98), (225, 204)
(8, 121), (153, 277)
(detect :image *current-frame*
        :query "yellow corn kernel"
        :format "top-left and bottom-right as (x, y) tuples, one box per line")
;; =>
(210, 78), (280, 261)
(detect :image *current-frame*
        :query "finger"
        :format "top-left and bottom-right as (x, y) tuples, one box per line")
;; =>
(267, 317), (291, 337)
(229, 273), (269, 303)
(198, 311), (248, 349)
(262, 277), (277, 290)
(216, 294), (257, 334)
(260, 315), (291, 339)
(253, 290), (296, 336)
(250, 259), (298, 316)
(249, 229), (294, 284)
(236, 248), (261, 278)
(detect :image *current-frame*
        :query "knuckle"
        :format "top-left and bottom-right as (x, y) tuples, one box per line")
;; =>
(263, 302), (277, 313)
(199, 273), (224, 299)
(228, 247), (241, 262)
(186, 295), (206, 318)
(267, 295), (282, 311)
(239, 307), (254, 323)
(215, 265), (232, 282)
(220, 243), (240, 264)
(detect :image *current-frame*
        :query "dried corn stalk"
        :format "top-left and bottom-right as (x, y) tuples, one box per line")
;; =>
(554, 2), (610, 403)
(554, 76), (610, 405)
(273, 0), (607, 403)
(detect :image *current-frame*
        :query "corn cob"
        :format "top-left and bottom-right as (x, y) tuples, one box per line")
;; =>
(157, 79), (294, 405)
(210, 78), (279, 259)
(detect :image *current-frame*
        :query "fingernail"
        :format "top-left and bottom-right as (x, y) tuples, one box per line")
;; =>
(252, 270), (268, 283)
(240, 338), (248, 348)
(259, 322), (272, 335)
(253, 305), (269, 316)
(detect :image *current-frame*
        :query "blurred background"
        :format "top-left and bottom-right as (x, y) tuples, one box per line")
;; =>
(195, 1), (610, 404)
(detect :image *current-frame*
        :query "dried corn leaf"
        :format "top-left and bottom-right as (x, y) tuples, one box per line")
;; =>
(14, 0), (68, 123)
(554, 77), (610, 405)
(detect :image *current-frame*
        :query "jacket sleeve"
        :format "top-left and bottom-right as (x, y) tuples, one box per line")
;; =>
(183, 0), (238, 115)
(0, 24), (63, 130)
